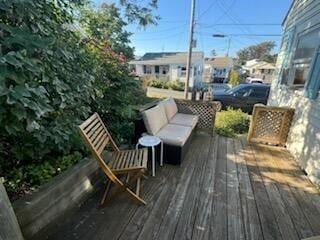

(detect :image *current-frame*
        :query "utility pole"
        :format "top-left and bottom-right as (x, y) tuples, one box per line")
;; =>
(226, 37), (231, 56)
(184, 0), (196, 99)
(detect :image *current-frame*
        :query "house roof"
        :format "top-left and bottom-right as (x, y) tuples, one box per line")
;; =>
(205, 57), (233, 68)
(256, 62), (276, 70)
(282, 0), (296, 27)
(129, 52), (204, 65)
(243, 60), (276, 70)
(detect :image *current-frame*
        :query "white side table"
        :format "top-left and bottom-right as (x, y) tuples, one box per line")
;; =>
(136, 135), (163, 177)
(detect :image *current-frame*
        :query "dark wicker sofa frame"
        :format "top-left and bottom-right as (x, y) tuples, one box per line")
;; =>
(134, 99), (220, 165)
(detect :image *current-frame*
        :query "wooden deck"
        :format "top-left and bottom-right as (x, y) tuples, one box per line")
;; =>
(45, 134), (320, 240)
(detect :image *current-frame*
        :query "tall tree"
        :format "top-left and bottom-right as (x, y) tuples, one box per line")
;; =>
(236, 41), (276, 63)
(118, 0), (160, 26)
(80, 4), (134, 59)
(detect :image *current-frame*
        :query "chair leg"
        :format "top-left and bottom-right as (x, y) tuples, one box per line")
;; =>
(126, 173), (130, 183)
(100, 180), (111, 206)
(136, 177), (141, 197)
(100, 170), (146, 208)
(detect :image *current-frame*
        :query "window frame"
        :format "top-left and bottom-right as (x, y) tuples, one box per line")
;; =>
(286, 24), (320, 88)
(180, 66), (187, 77)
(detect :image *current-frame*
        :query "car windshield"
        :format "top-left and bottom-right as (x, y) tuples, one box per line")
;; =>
(226, 85), (246, 94)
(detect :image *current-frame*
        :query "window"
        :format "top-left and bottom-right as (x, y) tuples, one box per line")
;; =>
(162, 65), (169, 74)
(261, 69), (265, 74)
(249, 87), (267, 98)
(155, 65), (159, 74)
(143, 65), (152, 74)
(252, 69), (256, 74)
(292, 27), (320, 85)
(232, 86), (251, 97)
(180, 66), (186, 77)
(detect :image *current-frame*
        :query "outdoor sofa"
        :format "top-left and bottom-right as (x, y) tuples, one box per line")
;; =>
(135, 98), (220, 165)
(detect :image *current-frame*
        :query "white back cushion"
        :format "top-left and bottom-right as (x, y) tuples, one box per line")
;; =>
(142, 105), (168, 135)
(162, 98), (178, 120)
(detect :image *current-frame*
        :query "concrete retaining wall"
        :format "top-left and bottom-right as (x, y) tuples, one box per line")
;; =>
(0, 182), (24, 240)
(12, 157), (103, 239)
(147, 87), (191, 99)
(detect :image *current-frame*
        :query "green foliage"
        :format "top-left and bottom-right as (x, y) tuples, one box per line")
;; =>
(148, 78), (167, 88)
(229, 70), (240, 87)
(148, 79), (185, 91)
(119, 0), (160, 26)
(167, 80), (185, 91)
(236, 41), (276, 63)
(215, 108), (250, 138)
(4, 152), (83, 200)
(0, 1), (153, 199)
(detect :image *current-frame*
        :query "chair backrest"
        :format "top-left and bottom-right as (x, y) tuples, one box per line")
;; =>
(78, 113), (120, 182)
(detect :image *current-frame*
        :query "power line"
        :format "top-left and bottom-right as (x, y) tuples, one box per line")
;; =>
(197, 32), (282, 37)
(215, 0), (260, 44)
(132, 31), (186, 41)
(198, 0), (218, 19)
(133, 24), (188, 35)
(198, 23), (281, 27)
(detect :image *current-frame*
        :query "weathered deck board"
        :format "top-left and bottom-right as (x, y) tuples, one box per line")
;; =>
(226, 138), (245, 240)
(210, 136), (228, 240)
(241, 141), (283, 240)
(45, 134), (320, 240)
(234, 140), (263, 240)
(191, 135), (218, 240)
(249, 144), (299, 240)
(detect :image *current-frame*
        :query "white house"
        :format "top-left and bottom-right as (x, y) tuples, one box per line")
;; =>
(242, 59), (276, 83)
(129, 52), (204, 87)
(203, 57), (234, 83)
(268, 0), (320, 186)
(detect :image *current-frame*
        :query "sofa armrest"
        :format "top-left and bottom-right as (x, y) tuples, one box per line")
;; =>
(174, 99), (221, 134)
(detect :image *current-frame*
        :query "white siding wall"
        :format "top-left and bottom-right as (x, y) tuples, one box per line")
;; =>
(269, 87), (320, 186)
(134, 60), (204, 88)
(268, 0), (320, 186)
(136, 65), (144, 75)
(170, 64), (180, 81)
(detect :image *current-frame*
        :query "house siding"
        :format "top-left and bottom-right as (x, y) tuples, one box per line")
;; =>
(268, 0), (320, 186)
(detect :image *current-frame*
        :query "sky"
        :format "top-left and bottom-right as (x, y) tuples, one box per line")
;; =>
(93, 0), (292, 57)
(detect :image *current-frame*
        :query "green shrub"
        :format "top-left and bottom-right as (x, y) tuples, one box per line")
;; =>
(4, 152), (83, 200)
(148, 79), (168, 88)
(167, 80), (185, 91)
(0, 1), (150, 199)
(215, 108), (250, 137)
(148, 79), (185, 91)
(229, 70), (240, 87)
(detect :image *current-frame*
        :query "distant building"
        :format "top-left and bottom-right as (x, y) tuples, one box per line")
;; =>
(129, 52), (204, 87)
(203, 57), (234, 83)
(242, 59), (276, 83)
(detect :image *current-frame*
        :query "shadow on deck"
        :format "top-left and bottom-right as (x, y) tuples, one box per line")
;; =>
(44, 133), (320, 240)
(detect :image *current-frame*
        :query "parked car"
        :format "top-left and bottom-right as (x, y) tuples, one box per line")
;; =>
(212, 84), (270, 113)
(246, 77), (264, 84)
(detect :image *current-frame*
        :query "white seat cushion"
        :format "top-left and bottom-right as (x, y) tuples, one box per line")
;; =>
(161, 97), (178, 120)
(155, 124), (192, 146)
(142, 105), (168, 135)
(169, 113), (199, 129)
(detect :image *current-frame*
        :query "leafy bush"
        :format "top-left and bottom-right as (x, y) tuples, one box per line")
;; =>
(0, 1), (150, 199)
(215, 108), (250, 137)
(148, 79), (185, 91)
(229, 70), (240, 87)
(167, 80), (185, 91)
(4, 152), (83, 200)
(148, 78), (167, 88)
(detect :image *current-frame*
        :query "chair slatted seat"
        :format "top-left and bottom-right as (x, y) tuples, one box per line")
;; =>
(78, 113), (148, 207)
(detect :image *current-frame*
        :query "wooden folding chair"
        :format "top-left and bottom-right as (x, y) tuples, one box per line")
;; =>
(78, 113), (148, 207)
